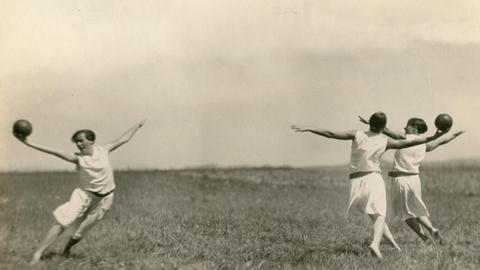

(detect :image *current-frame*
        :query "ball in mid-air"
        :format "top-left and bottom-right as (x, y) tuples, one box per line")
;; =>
(434, 114), (452, 131)
(13, 119), (33, 138)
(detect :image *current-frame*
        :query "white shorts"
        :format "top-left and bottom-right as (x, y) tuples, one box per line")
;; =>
(347, 172), (387, 217)
(53, 188), (114, 226)
(391, 175), (429, 220)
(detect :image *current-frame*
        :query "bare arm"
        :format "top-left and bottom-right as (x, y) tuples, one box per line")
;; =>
(358, 116), (405, 139)
(105, 120), (146, 152)
(382, 128), (406, 140)
(13, 134), (78, 164)
(291, 125), (356, 140)
(426, 131), (465, 152)
(386, 130), (446, 150)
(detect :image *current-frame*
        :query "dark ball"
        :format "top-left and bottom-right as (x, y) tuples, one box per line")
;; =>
(434, 114), (452, 131)
(13, 119), (33, 137)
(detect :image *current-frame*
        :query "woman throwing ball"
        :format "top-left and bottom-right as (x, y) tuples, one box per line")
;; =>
(292, 112), (446, 259)
(14, 120), (145, 265)
(359, 115), (464, 244)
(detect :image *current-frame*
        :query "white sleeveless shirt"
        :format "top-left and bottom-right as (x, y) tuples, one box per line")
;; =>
(350, 130), (388, 172)
(392, 134), (426, 174)
(75, 146), (115, 194)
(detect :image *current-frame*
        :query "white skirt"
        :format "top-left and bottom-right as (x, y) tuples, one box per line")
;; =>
(390, 175), (429, 220)
(347, 172), (387, 216)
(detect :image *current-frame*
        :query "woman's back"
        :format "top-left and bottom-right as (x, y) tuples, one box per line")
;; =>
(350, 130), (388, 172)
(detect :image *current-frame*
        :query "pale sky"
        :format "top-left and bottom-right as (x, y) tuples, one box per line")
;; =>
(1, 0), (479, 171)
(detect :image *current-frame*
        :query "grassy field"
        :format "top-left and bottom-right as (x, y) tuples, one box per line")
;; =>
(1, 163), (479, 269)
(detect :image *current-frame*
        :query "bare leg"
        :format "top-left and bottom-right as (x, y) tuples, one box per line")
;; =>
(63, 212), (100, 255)
(368, 215), (400, 250)
(63, 236), (82, 257)
(30, 223), (65, 265)
(417, 216), (436, 233)
(417, 216), (443, 244)
(405, 218), (429, 241)
(368, 214), (384, 259)
(382, 223), (401, 250)
(74, 211), (100, 238)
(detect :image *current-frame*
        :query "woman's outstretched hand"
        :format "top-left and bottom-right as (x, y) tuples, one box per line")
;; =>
(137, 119), (146, 129)
(291, 125), (309, 132)
(433, 128), (450, 138)
(13, 132), (28, 144)
(358, 116), (369, 125)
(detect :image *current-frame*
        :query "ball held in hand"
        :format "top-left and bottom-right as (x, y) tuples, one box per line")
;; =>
(434, 114), (452, 131)
(13, 119), (33, 138)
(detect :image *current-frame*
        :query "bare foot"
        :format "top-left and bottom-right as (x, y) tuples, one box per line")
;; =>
(394, 245), (402, 251)
(368, 244), (383, 259)
(29, 252), (42, 266)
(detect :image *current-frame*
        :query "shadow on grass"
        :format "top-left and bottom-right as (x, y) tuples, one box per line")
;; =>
(41, 251), (86, 261)
(323, 237), (404, 257)
(332, 245), (364, 256)
(295, 240), (368, 262)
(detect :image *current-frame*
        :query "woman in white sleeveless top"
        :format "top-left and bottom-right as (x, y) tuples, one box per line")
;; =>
(292, 112), (446, 259)
(14, 120), (145, 265)
(378, 118), (464, 244)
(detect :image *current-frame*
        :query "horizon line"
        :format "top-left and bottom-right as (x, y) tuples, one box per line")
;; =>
(1, 157), (478, 174)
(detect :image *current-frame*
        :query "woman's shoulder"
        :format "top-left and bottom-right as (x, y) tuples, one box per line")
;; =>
(95, 145), (112, 156)
(362, 131), (388, 144)
(352, 130), (367, 143)
(94, 145), (108, 151)
(355, 130), (372, 139)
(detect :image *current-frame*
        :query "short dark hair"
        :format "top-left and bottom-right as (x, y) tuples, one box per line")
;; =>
(71, 129), (96, 142)
(369, 112), (387, 131)
(407, 118), (428, 134)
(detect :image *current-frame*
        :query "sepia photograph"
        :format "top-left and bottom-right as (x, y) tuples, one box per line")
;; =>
(1, 1), (479, 269)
